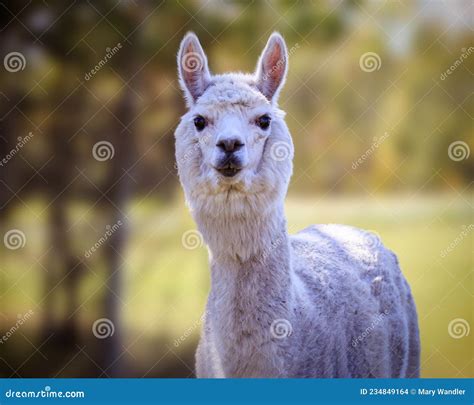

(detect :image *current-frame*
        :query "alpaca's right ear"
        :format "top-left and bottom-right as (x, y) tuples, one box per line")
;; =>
(177, 32), (211, 106)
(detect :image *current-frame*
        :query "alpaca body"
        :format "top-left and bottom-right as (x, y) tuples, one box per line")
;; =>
(174, 32), (420, 378)
(196, 221), (420, 378)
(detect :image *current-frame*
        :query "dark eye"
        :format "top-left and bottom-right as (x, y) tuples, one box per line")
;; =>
(257, 114), (271, 130)
(194, 115), (207, 131)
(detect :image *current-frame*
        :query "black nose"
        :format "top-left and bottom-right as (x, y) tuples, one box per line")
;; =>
(216, 138), (244, 153)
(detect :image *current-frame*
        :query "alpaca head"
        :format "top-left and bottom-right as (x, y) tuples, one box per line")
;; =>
(175, 32), (294, 220)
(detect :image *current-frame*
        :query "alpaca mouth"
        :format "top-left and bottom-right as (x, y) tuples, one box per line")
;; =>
(216, 166), (241, 177)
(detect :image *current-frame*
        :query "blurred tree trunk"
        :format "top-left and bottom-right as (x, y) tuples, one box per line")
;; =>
(42, 85), (85, 345)
(98, 66), (140, 379)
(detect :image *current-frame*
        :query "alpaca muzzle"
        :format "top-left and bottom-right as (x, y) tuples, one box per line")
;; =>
(215, 154), (243, 177)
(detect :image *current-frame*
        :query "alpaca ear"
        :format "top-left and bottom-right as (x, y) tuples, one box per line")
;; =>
(177, 32), (211, 106)
(255, 32), (288, 103)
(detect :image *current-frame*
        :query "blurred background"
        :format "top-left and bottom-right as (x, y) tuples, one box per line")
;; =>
(0, 0), (472, 378)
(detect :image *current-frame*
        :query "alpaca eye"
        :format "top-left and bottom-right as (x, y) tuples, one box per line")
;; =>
(257, 115), (271, 130)
(194, 115), (207, 131)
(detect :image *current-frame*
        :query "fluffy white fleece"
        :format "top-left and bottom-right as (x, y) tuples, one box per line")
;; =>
(174, 32), (420, 378)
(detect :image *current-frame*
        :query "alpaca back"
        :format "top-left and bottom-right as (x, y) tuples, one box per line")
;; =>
(287, 224), (420, 377)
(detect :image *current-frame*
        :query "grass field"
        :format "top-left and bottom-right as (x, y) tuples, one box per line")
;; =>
(1, 193), (472, 377)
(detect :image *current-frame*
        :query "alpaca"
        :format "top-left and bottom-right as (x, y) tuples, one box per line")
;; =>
(174, 32), (420, 378)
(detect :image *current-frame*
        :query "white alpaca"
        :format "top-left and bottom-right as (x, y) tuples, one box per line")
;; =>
(174, 32), (420, 378)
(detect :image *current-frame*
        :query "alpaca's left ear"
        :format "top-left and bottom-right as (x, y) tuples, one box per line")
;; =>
(178, 32), (211, 106)
(255, 32), (288, 103)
